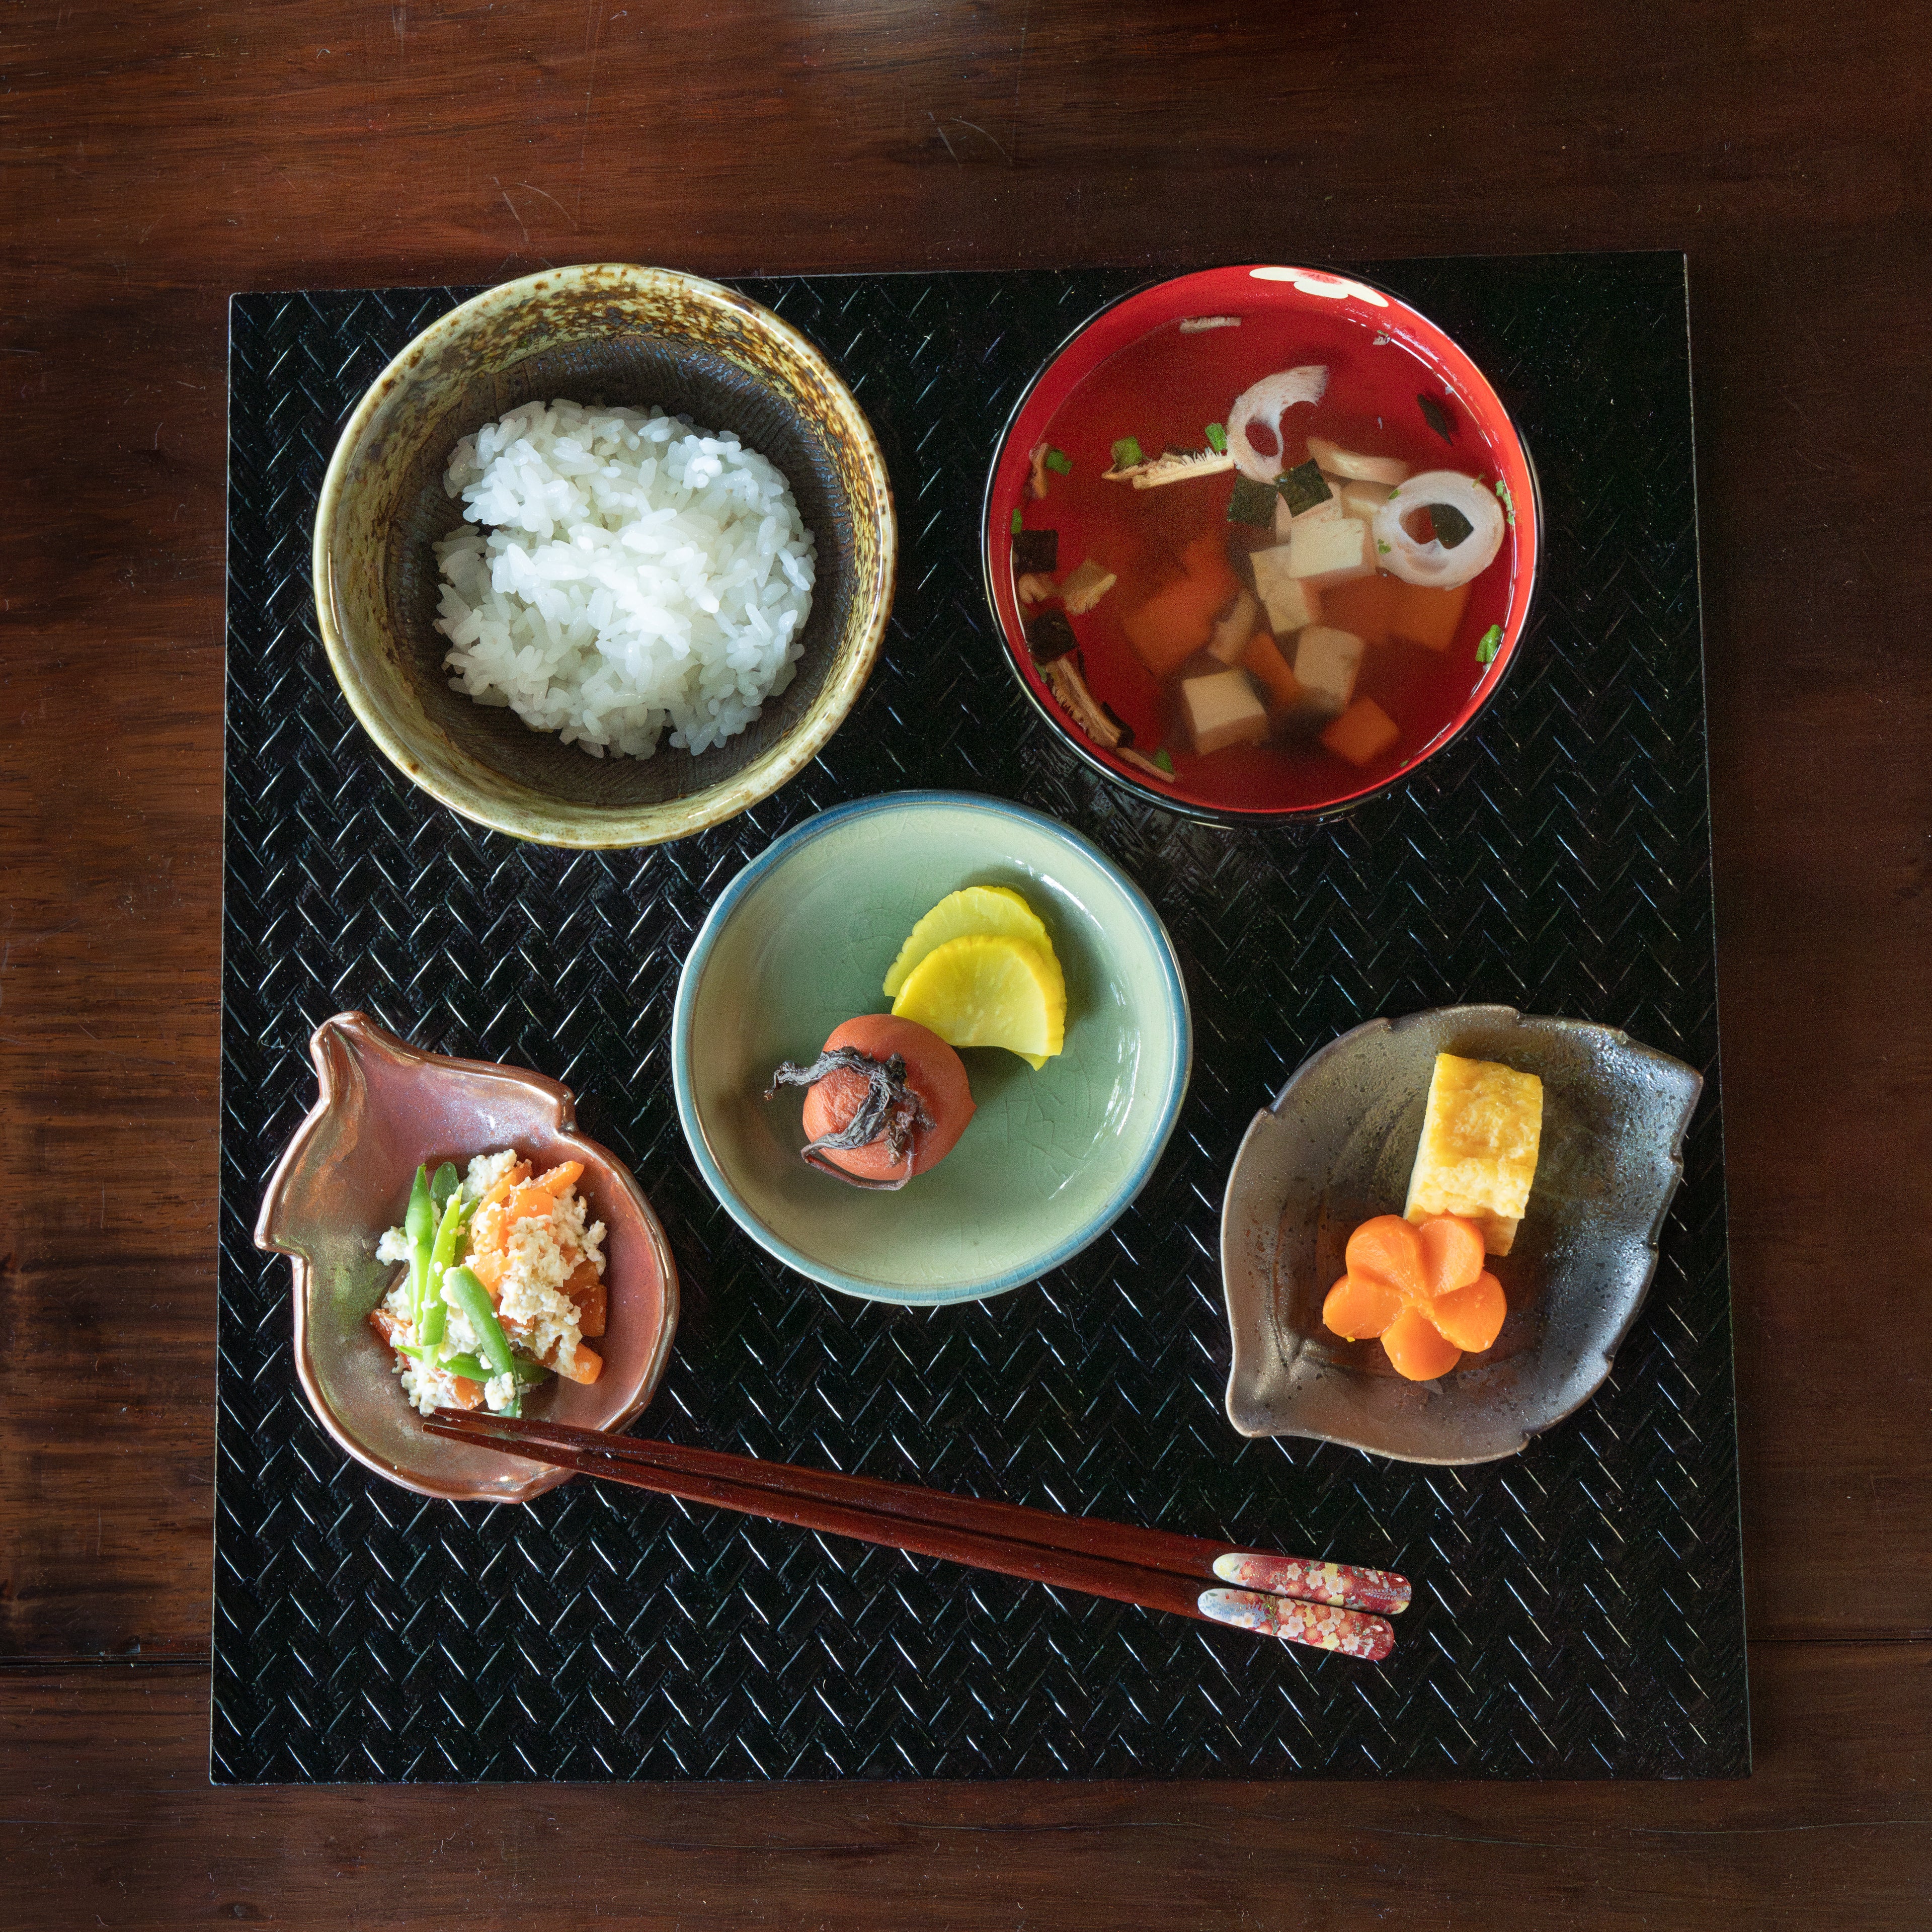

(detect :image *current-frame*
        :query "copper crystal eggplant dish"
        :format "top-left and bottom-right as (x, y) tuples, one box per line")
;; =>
(256, 1013), (678, 1504)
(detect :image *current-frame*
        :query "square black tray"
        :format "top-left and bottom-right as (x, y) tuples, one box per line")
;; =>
(216, 256), (1747, 1782)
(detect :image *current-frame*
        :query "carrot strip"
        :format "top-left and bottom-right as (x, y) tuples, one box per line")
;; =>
(506, 1186), (556, 1226)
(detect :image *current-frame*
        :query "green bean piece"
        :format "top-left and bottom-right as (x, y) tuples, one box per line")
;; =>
(418, 1192), (466, 1352)
(441, 1349), (550, 1388)
(429, 1161), (461, 1216)
(443, 1266), (519, 1416)
(403, 1165), (434, 1329)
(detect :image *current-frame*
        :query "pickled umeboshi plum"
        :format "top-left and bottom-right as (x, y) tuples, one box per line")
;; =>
(768, 1014), (975, 1190)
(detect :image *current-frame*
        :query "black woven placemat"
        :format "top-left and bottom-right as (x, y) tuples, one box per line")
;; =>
(215, 256), (1747, 1783)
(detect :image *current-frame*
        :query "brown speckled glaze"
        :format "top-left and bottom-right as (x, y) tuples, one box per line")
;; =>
(312, 265), (896, 847)
(1220, 1007), (1702, 1465)
(254, 1012), (679, 1503)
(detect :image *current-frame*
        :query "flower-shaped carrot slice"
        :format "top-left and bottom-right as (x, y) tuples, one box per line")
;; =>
(1380, 1307), (1463, 1381)
(1428, 1273), (1507, 1352)
(1320, 1211), (1505, 1380)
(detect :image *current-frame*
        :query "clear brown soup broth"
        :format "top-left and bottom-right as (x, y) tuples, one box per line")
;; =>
(1033, 307), (1513, 811)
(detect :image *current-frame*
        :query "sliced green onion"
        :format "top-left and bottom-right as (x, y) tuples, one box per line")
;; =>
(1110, 435), (1144, 470)
(1010, 508), (1023, 535)
(1494, 476), (1516, 525)
(1152, 748), (1175, 775)
(1476, 624), (1504, 666)
(1043, 447), (1072, 475)
(1204, 423), (1227, 453)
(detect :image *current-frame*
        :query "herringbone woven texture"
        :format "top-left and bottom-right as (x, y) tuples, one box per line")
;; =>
(215, 259), (1746, 1782)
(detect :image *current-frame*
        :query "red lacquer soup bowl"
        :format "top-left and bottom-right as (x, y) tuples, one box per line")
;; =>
(983, 265), (1541, 823)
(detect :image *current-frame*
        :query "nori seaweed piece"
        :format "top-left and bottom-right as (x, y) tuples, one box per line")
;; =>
(1429, 501), (1474, 547)
(1024, 609), (1078, 663)
(1274, 458), (1330, 518)
(1012, 528), (1059, 574)
(1418, 393), (1456, 443)
(1227, 475), (1277, 528)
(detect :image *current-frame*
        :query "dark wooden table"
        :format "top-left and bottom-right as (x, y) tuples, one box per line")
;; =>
(4, 3), (1927, 1923)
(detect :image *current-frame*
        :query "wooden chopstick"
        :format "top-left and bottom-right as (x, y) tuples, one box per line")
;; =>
(424, 1409), (1403, 1660)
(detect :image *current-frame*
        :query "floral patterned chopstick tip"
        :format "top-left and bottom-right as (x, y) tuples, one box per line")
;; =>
(1211, 1552), (1411, 1618)
(1197, 1589), (1395, 1661)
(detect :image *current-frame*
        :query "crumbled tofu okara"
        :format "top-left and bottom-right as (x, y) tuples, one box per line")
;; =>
(372, 1147), (606, 1417)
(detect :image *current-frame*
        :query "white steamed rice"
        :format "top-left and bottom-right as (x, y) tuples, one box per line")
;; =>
(433, 399), (816, 759)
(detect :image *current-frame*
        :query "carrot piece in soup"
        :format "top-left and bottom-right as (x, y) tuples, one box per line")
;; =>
(1319, 573), (1402, 647)
(1427, 1272), (1507, 1353)
(1416, 1213), (1486, 1299)
(1321, 697), (1401, 768)
(1321, 1272), (1406, 1341)
(1391, 579), (1471, 653)
(1239, 631), (1307, 717)
(1380, 1307), (1462, 1381)
(1120, 532), (1240, 676)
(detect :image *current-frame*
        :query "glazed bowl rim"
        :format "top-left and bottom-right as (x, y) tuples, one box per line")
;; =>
(311, 261), (897, 850)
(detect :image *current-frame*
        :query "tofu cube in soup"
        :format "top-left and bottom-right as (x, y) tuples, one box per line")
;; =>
(1250, 545), (1323, 635)
(1292, 625), (1366, 717)
(1286, 517), (1377, 588)
(1180, 668), (1269, 755)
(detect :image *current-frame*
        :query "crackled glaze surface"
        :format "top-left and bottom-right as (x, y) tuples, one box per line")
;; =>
(672, 791), (1192, 1304)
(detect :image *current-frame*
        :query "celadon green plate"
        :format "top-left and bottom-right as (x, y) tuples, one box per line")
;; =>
(672, 791), (1192, 1304)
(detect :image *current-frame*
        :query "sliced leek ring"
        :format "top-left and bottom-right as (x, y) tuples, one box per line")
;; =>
(1226, 366), (1329, 482)
(1372, 470), (1506, 588)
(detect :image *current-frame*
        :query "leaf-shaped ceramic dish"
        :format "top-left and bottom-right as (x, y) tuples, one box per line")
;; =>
(1221, 1006), (1702, 1465)
(256, 1012), (679, 1502)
